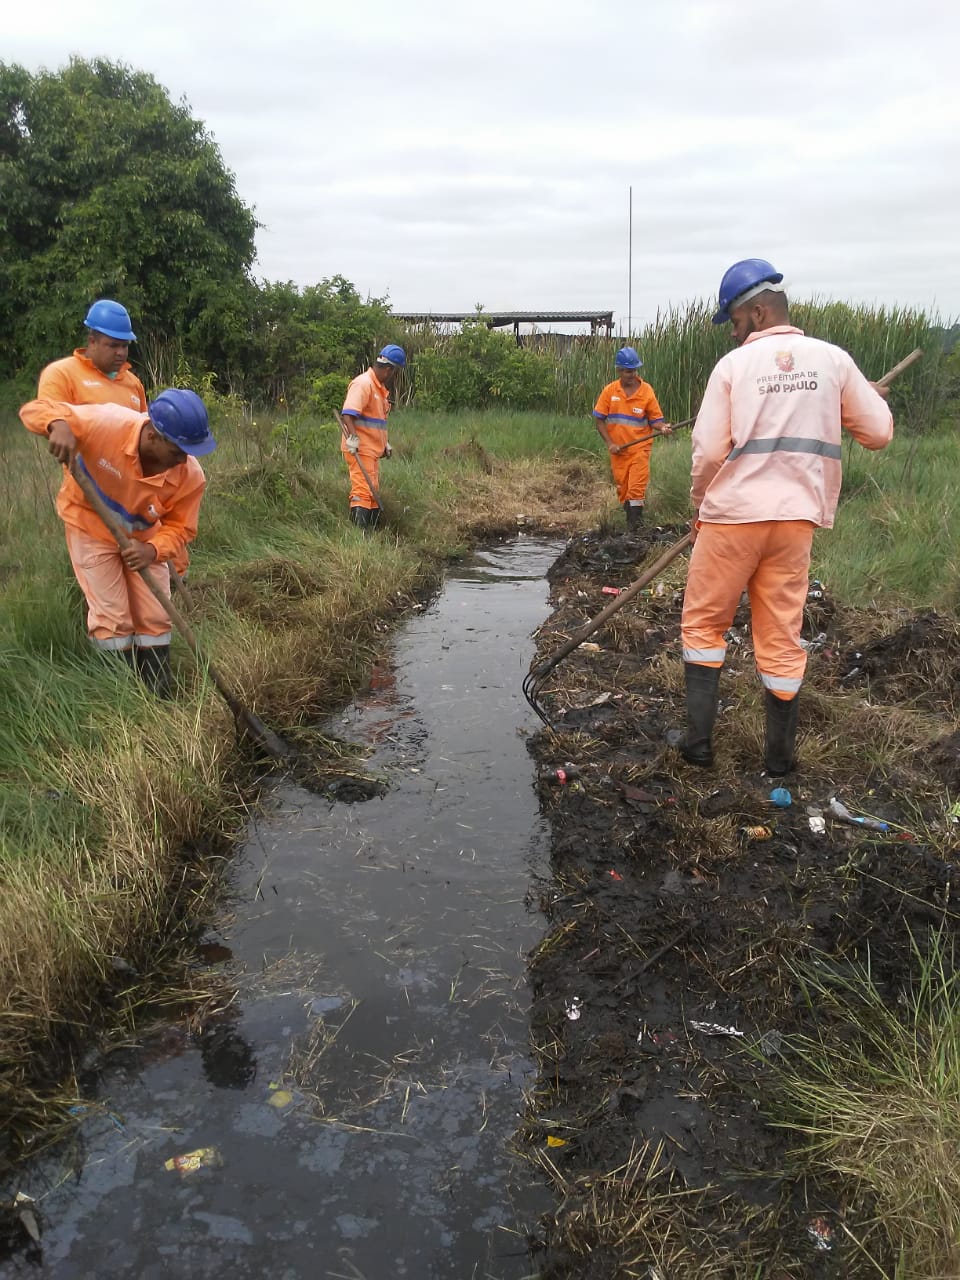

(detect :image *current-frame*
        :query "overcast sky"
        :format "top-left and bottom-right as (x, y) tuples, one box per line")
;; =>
(6, 0), (958, 329)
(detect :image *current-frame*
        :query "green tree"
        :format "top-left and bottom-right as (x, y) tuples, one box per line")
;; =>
(0, 56), (258, 380)
(246, 275), (399, 404)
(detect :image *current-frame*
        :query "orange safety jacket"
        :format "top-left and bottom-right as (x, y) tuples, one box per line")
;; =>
(341, 368), (391, 456)
(20, 400), (206, 566)
(691, 326), (892, 527)
(19, 351), (148, 427)
(592, 379), (665, 445)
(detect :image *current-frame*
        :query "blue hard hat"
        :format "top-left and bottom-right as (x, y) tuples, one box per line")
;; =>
(614, 346), (642, 370)
(148, 389), (216, 457)
(712, 259), (784, 325)
(84, 299), (136, 342)
(377, 344), (407, 368)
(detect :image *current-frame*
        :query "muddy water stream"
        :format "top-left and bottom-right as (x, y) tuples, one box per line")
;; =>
(5, 538), (563, 1280)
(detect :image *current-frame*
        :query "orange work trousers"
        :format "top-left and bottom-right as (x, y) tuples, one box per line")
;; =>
(344, 450), (381, 511)
(681, 520), (815, 700)
(65, 525), (172, 651)
(610, 441), (651, 504)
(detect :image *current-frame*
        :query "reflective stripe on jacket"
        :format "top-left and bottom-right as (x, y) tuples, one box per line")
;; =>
(341, 368), (391, 455)
(592, 379), (665, 447)
(691, 326), (892, 528)
(20, 400), (206, 565)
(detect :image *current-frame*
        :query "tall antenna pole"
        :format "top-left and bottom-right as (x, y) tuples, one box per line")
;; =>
(627, 185), (633, 338)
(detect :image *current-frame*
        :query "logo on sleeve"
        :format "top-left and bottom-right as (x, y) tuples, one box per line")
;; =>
(775, 352), (795, 373)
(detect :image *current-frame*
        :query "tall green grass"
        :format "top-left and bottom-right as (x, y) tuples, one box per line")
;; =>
(644, 423), (960, 608)
(773, 934), (960, 1278)
(0, 400), (613, 1117)
(406, 300), (949, 431)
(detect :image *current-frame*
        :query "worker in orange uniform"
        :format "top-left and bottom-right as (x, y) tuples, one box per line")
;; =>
(670, 259), (893, 774)
(593, 347), (672, 530)
(35, 298), (147, 411)
(341, 344), (406, 529)
(19, 390), (216, 697)
(27, 299), (189, 586)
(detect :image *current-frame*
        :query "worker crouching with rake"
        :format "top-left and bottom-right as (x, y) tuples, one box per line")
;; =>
(20, 389), (216, 697)
(668, 259), (893, 775)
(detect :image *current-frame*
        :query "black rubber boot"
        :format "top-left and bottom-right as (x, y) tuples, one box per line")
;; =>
(764, 690), (800, 776)
(367, 506), (381, 530)
(625, 502), (644, 531)
(349, 505), (370, 529)
(666, 663), (721, 767)
(135, 645), (172, 699)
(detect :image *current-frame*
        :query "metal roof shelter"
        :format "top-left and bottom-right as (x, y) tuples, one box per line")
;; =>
(393, 310), (614, 338)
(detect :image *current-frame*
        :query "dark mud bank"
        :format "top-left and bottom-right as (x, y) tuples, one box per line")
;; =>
(521, 525), (960, 1278)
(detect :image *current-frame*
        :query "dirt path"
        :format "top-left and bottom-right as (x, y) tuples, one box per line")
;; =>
(521, 525), (960, 1278)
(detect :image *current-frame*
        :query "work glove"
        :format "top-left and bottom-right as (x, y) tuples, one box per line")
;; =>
(345, 434), (360, 454)
(383, 442), (392, 459)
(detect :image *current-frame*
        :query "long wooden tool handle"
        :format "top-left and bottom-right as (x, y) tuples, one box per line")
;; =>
(533, 532), (693, 679)
(69, 458), (249, 722)
(878, 347), (922, 388)
(334, 409), (385, 511)
(619, 415), (696, 453)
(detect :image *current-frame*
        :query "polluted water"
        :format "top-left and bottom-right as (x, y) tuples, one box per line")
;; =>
(2, 538), (564, 1280)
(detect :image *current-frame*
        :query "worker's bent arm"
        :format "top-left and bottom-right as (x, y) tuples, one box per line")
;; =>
(840, 359), (894, 451)
(690, 364), (733, 509)
(147, 468), (207, 565)
(593, 416), (620, 453)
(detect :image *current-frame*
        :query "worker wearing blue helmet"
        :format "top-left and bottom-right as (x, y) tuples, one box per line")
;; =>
(669, 258), (893, 775)
(19, 387), (217, 697)
(592, 346), (672, 530)
(341, 344), (406, 528)
(23, 299), (148, 419)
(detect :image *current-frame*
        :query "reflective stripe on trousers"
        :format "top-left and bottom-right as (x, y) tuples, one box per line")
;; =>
(681, 520), (814, 696)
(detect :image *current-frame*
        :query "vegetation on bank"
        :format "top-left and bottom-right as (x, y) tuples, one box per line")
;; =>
(3, 381), (960, 1274)
(0, 403), (609, 1131)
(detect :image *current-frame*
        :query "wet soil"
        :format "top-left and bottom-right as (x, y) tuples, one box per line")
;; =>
(521, 524), (960, 1277)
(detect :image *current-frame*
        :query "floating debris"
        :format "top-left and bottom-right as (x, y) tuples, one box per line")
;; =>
(546, 1135), (568, 1148)
(266, 1082), (296, 1110)
(769, 787), (792, 808)
(164, 1147), (223, 1176)
(565, 997), (583, 1022)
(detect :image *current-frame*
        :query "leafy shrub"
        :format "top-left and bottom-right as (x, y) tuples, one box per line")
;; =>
(413, 316), (554, 411)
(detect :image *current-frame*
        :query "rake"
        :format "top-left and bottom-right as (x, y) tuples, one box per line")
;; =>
(523, 531), (693, 728)
(523, 346), (922, 729)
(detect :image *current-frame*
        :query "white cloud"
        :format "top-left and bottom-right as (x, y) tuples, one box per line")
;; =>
(6, 0), (958, 325)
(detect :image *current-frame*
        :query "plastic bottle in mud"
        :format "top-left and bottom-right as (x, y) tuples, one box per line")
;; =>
(540, 764), (581, 785)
